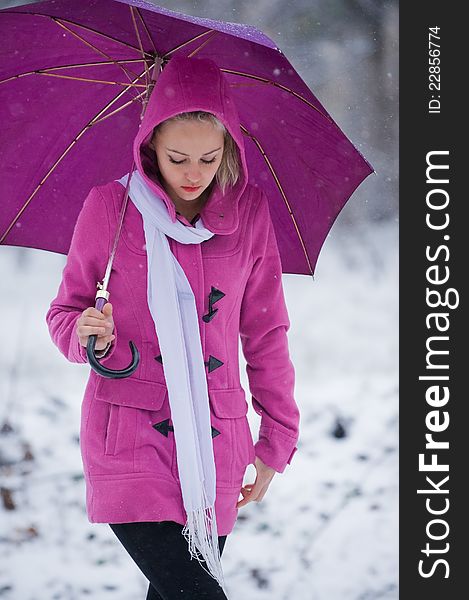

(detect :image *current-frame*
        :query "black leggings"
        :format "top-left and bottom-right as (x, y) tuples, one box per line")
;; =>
(109, 520), (228, 600)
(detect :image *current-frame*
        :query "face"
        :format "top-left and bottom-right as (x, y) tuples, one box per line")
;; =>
(151, 119), (225, 211)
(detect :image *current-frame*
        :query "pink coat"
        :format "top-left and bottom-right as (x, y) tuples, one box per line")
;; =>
(45, 55), (300, 536)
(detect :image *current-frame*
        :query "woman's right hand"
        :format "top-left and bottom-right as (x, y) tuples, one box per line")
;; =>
(76, 302), (115, 351)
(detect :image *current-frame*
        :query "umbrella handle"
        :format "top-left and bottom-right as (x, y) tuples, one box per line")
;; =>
(85, 295), (140, 379)
(86, 335), (140, 379)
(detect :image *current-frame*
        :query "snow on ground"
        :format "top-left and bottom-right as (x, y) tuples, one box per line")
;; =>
(0, 219), (398, 599)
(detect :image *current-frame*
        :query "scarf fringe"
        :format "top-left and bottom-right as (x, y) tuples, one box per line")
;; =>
(181, 498), (229, 597)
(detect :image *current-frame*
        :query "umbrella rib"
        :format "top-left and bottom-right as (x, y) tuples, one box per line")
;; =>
(222, 69), (333, 123)
(228, 82), (272, 88)
(129, 7), (167, 120)
(0, 69), (148, 245)
(129, 6), (152, 95)
(134, 7), (158, 54)
(42, 59), (144, 70)
(240, 124), (314, 276)
(0, 59), (148, 86)
(36, 72), (148, 87)
(162, 29), (219, 58)
(187, 31), (220, 57)
(91, 90), (148, 127)
(0, 60), (151, 89)
(52, 18), (143, 86)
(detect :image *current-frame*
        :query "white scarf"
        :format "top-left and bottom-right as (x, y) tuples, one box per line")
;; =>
(116, 170), (228, 594)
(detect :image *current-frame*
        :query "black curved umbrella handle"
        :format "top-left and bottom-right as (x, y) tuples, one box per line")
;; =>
(85, 295), (140, 379)
(86, 335), (140, 379)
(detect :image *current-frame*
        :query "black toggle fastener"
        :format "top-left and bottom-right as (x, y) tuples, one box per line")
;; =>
(202, 308), (218, 323)
(202, 286), (226, 322)
(209, 286), (226, 305)
(205, 355), (224, 373)
(153, 419), (173, 437)
(154, 419), (221, 439)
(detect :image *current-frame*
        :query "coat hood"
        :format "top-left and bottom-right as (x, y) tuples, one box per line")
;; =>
(132, 55), (249, 235)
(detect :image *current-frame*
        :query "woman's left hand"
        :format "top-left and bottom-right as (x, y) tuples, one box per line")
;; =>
(236, 456), (276, 508)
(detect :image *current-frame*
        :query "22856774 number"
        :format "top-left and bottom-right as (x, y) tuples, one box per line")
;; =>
(428, 26), (441, 114)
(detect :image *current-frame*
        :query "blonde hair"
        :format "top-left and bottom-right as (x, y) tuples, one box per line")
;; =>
(151, 111), (240, 195)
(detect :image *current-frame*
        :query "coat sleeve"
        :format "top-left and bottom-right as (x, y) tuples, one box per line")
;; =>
(45, 185), (118, 364)
(239, 188), (300, 473)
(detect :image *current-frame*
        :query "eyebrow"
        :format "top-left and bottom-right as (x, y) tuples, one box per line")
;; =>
(165, 146), (222, 156)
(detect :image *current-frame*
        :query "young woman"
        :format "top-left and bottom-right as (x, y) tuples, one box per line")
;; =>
(46, 55), (300, 599)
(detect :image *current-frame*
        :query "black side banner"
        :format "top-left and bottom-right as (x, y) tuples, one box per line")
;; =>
(400, 3), (465, 597)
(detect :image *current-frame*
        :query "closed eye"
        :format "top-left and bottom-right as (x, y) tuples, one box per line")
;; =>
(168, 157), (216, 165)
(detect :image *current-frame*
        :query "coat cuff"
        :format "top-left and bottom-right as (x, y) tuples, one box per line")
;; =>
(254, 425), (299, 473)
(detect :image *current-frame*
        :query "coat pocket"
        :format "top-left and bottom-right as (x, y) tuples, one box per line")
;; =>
(199, 387), (255, 487)
(91, 377), (169, 475)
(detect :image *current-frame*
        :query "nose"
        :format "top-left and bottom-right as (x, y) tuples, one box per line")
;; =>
(185, 169), (201, 185)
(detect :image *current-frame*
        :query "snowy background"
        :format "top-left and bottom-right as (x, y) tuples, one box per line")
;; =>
(0, 222), (398, 600)
(0, 0), (398, 598)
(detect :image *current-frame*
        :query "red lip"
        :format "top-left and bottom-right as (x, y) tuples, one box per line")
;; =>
(181, 186), (201, 191)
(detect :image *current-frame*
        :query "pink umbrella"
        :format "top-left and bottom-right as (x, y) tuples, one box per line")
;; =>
(0, 0), (374, 378)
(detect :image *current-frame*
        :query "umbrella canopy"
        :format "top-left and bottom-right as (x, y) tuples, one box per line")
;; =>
(0, 0), (374, 275)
